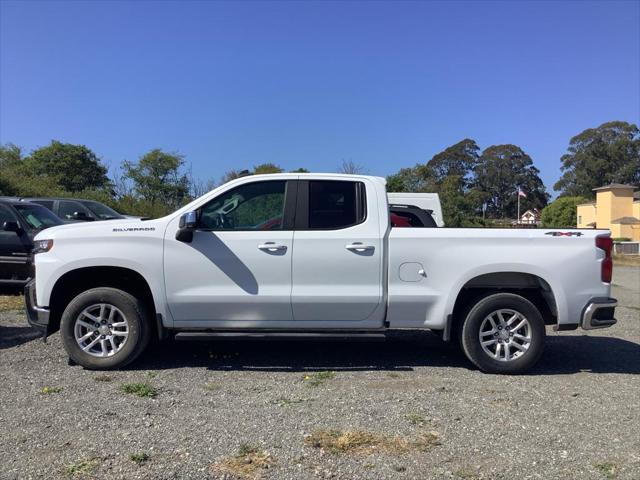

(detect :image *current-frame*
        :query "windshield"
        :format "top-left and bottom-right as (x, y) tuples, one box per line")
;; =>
(14, 204), (62, 231)
(81, 201), (124, 220)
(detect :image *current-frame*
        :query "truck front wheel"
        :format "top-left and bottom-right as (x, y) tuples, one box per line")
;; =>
(460, 293), (545, 374)
(60, 287), (151, 370)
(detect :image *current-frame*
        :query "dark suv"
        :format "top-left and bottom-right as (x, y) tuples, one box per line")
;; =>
(25, 198), (125, 223)
(0, 199), (63, 288)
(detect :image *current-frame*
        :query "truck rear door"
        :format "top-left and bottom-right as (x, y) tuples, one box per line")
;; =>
(290, 178), (385, 326)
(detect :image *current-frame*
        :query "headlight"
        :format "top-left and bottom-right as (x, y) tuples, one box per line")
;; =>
(33, 239), (54, 254)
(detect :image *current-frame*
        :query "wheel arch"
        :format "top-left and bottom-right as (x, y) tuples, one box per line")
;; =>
(448, 270), (560, 340)
(48, 266), (157, 336)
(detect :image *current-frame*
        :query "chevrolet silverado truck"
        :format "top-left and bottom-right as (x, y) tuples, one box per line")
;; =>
(25, 174), (617, 374)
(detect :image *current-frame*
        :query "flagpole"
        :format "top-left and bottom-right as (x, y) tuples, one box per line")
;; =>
(517, 187), (520, 225)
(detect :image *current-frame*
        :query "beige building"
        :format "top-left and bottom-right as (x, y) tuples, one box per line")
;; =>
(576, 184), (640, 240)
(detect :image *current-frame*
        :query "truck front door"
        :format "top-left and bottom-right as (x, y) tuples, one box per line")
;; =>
(164, 180), (296, 325)
(0, 205), (30, 284)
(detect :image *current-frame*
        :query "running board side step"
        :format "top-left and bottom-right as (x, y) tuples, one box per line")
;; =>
(174, 331), (387, 342)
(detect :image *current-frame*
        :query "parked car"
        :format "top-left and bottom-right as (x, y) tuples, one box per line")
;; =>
(25, 174), (617, 374)
(24, 198), (126, 223)
(389, 204), (438, 228)
(0, 198), (63, 288)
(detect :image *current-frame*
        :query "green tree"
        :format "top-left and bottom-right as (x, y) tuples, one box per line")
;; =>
(0, 144), (23, 195)
(122, 149), (190, 212)
(438, 174), (486, 227)
(291, 167), (310, 173)
(24, 141), (110, 192)
(473, 144), (548, 219)
(0, 143), (23, 168)
(540, 196), (588, 228)
(554, 121), (640, 197)
(0, 143), (68, 197)
(386, 165), (433, 193)
(427, 138), (479, 184)
(253, 163), (283, 174)
(386, 140), (482, 226)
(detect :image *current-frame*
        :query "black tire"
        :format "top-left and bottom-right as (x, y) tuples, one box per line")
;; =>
(460, 293), (545, 374)
(60, 287), (151, 370)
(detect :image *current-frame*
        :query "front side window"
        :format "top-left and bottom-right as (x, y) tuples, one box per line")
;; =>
(199, 181), (286, 230)
(82, 201), (123, 220)
(0, 205), (17, 226)
(308, 181), (365, 229)
(58, 200), (95, 220)
(14, 204), (62, 231)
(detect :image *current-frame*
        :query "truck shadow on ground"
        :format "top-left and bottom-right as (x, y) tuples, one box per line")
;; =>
(133, 331), (640, 376)
(0, 324), (42, 350)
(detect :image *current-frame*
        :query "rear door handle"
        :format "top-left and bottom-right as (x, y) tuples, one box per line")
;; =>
(345, 242), (375, 252)
(258, 242), (287, 252)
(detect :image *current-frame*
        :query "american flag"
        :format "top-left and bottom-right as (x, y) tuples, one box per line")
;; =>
(518, 188), (527, 198)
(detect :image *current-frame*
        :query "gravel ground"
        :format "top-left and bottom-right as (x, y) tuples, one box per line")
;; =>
(1, 267), (638, 480)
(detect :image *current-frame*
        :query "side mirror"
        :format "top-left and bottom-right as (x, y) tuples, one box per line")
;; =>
(2, 221), (22, 233)
(176, 211), (197, 242)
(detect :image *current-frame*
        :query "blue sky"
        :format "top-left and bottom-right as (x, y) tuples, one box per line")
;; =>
(1, 0), (638, 193)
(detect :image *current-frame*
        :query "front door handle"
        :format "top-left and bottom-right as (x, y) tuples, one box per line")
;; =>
(258, 242), (287, 252)
(345, 242), (375, 252)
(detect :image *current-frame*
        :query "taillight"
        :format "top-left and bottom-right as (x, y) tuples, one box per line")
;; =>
(596, 236), (613, 283)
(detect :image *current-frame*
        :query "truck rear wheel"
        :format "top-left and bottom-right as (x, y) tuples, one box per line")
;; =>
(460, 293), (545, 374)
(60, 287), (151, 370)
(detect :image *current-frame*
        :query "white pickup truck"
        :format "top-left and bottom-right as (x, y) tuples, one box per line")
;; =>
(25, 173), (617, 374)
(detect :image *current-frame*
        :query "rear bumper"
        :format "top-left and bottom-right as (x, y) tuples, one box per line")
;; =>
(581, 297), (617, 330)
(24, 280), (50, 330)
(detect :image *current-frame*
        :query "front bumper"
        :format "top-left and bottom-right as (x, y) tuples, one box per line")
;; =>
(24, 280), (50, 330)
(581, 297), (617, 330)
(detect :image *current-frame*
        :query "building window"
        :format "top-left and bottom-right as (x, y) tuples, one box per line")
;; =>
(578, 215), (582, 224)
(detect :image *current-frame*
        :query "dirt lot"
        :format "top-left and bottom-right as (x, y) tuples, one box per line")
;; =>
(1, 267), (638, 480)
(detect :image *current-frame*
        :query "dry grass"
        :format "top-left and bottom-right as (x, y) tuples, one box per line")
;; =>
(304, 429), (441, 455)
(0, 294), (23, 312)
(211, 444), (275, 479)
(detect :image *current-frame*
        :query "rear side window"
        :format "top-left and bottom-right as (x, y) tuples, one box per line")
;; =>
(308, 181), (366, 229)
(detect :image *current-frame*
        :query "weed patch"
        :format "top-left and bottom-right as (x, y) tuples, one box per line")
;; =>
(64, 458), (100, 477)
(404, 412), (426, 426)
(94, 375), (112, 382)
(594, 462), (617, 479)
(120, 382), (157, 398)
(129, 452), (150, 465)
(39, 386), (62, 395)
(303, 371), (335, 387)
(273, 397), (308, 407)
